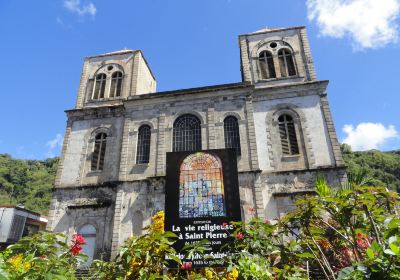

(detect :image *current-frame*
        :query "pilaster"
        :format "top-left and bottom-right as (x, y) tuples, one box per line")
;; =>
(110, 186), (124, 259)
(244, 95), (260, 170)
(156, 114), (166, 176)
(320, 95), (345, 166)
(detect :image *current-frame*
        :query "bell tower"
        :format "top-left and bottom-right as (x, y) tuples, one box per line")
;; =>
(74, 50), (156, 109)
(239, 26), (317, 86)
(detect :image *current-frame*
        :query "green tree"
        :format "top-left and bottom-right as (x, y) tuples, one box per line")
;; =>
(0, 154), (58, 214)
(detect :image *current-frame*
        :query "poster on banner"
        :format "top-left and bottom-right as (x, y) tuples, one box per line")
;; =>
(164, 149), (241, 268)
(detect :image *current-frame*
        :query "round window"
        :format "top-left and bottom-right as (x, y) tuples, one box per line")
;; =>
(107, 65), (114, 71)
(269, 42), (277, 48)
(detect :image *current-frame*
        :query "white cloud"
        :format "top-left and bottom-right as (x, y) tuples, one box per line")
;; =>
(63, 0), (96, 17)
(342, 123), (398, 151)
(46, 133), (64, 158)
(56, 17), (72, 28)
(306, 0), (400, 49)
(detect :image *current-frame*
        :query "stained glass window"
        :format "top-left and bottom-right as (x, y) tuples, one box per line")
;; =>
(179, 152), (226, 218)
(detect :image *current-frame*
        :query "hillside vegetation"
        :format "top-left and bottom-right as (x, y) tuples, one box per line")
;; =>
(341, 144), (400, 192)
(0, 147), (399, 214)
(0, 154), (58, 214)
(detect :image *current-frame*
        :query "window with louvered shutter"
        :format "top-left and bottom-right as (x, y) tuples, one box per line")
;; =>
(136, 125), (151, 164)
(110, 71), (123, 98)
(92, 73), (107, 100)
(278, 114), (299, 155)
(224, 116), (241, 156)
(278, 49), (296, 77)
(91, 133), (107, 171)
(258, 51), (276, 79)
(86, 79), (94, 101)
(173, 115), (201, 152)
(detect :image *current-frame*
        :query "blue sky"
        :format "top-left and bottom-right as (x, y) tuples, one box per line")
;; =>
(0, 0), (399, 159)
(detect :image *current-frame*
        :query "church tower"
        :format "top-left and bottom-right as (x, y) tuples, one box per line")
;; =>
(75, 50), (156, 110)
(239, 26), (316, 85)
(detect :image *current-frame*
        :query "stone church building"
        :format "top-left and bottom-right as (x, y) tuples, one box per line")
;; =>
(47, 26), (346, 262)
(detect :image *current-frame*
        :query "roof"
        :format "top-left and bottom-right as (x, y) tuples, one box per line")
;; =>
(85, 49), (137, 59)
(0, 205), (44, 217)
(239, 26), (306, 37)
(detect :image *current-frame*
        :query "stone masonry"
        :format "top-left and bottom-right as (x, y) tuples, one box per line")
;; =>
(47, 26), (346, 261)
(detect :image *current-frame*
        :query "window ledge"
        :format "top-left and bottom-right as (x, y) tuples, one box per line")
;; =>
(281, 154), (300, 161)
(134, 163), (150, 166)
(86, 97), (123, 103)
(87, 171), (103, 176)
(255, 76), (305, 87)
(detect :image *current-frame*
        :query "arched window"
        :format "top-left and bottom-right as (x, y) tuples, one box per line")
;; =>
(278, 49), (296, 77)
(110, 71), (123, 98)
(258, 51), (276, 79)
(91, 133), (107, 171)
(173, 114), (201, 152)
(224, 116), (241, 156)
(78, 224), (96, 266)
(278, 114), (299, 155)
(136, 125), (151, 164)
(92, 73), (107, 100)
(179, 152), (226, 218)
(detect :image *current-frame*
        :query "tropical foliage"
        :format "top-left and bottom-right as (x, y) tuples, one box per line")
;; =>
(341, 144), (400, 192)
(282, 177), (400, 279)
(0, 232), (86, 280)
(1, 178), (400, 279)
(0, 154), (58, 214)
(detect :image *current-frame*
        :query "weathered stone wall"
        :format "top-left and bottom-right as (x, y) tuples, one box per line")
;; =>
(47, 186), (116, 260)
(253, 90), (335, 172)
(57, 115), (124, 188)
(120, 86), (257, 181)
(257, 167), (347, 220)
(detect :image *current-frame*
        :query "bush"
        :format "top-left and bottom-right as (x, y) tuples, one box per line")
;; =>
(2, 177), (400, 279)
(282, 178), (400, 279)
(0, 232), (86, 280)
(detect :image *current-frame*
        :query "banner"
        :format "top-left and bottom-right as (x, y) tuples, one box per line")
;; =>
(165, 149), (241, 267)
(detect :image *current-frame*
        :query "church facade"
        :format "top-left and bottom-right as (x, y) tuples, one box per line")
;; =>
(47, 26), (346, 261)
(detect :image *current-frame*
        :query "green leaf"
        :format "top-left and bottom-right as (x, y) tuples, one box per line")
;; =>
(384, 249), (396, 256)
(315, 176), (331, 197)
(296, 252), (314, 259)
(366, 247), (375, 259)
(337, 266), (355, 280)
(389, 243), (400, 255)
(163, 231), (177, 238)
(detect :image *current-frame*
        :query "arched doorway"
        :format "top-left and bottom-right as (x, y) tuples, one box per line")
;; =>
(78, 224), (96, 266)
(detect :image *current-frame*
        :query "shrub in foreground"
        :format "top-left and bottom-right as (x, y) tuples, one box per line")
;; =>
(0, 232), (86, 280)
